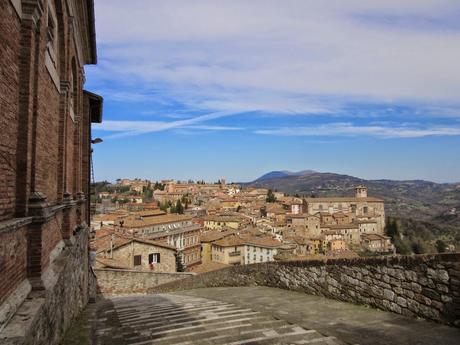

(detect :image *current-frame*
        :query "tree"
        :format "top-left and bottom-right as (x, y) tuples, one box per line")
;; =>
(175, 200), (184, 214)
(159, 200), (170, 212)
(411, 241), (427, 254)
(385, 219), (399, 238)
(394, 237), (411, 255)
(436, 239), (447, 253)
(266, 189), (277, 203)
(175, 254), (185, 272)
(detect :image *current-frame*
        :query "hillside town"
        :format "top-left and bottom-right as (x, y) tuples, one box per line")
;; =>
(91, 179), (393, 273)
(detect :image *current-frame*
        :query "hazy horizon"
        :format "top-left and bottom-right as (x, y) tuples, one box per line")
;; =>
(94, 168), (460, 185)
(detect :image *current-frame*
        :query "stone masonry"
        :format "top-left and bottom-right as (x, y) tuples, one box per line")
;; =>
(94, 268), (195, 295)
(151, 253), (460, 327)
(0, 227), (97, 345)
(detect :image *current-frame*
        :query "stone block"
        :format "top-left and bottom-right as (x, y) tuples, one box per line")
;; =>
(383, 289), (395, 301)
(396, 296), (408, 308)
(422, 288), (441, 301)
(411, 282), (422, 293)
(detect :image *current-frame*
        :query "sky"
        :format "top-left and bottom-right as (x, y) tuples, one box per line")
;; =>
(86, 0), (460, 183)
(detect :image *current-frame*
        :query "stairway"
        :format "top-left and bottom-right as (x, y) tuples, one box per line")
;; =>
(92, 294), (341, 345)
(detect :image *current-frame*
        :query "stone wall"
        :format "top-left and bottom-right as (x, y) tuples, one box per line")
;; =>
(94, 268), (195, 295)
(150, 253), (460, 327)
(0, 220), (29, 308)
(0, 228), (94, 345)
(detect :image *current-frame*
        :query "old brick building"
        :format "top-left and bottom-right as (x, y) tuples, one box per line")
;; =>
(0, 0), (102, 342)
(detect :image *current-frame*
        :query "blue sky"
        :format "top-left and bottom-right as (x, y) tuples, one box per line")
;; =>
(86, 0), (460, 183)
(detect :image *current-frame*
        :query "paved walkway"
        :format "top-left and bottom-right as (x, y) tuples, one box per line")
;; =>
(177, 287), (460, 345)
(88, 293), (340, 345)
(64, 287), (460, 345)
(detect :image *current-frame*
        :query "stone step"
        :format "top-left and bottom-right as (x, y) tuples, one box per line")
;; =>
(141, 320), (290, 345)
(116, 304), (251, 323)
(123, 318), (294, 344)
(92, 294), (342, 345)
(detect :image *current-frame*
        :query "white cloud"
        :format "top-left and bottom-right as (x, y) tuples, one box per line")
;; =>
(255, 123), (460, 138)
(92, 111), (242, 138)
(91, 0), (460, 115)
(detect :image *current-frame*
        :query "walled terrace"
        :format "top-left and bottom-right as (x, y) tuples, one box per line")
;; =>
(64, 253), (460, 345)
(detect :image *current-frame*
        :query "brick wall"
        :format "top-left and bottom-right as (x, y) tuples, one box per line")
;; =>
(150, 254), (460, 327)
(40, 212), (64, 270)
(0, 0), (101, 338)
(0, 0), (21, 221)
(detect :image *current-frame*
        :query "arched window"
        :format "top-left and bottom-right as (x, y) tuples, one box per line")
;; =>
(69, 58), (77, 121)
(45, 0), (61, 89)
(46, 2), (58, 68)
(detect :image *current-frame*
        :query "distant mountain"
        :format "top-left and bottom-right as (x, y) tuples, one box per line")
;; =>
(245, 171), (460, 236)
(254, 170), (317, 182)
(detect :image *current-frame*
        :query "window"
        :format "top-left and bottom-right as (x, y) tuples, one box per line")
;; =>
(46, 4), (58, 67)
(45, 0), (61, 89)
(363, 206), (368, 214)
(133, 255), (142, 266)
(148, 253), (160, 263)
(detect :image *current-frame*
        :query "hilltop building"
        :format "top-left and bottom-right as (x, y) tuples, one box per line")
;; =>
(304, 186), (386, 234)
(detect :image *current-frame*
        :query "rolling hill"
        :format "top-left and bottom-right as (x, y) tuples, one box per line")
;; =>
(255, 170), (317, 181)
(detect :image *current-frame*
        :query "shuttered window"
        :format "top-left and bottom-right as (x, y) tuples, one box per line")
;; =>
(133, 255), (142, 266)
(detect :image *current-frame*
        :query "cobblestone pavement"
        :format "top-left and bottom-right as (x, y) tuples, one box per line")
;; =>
(91, 294), (342, 345)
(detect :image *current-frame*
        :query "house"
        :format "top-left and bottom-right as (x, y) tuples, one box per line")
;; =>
(210, 230), (283, 266)
(324, 223), (360, 245)
(97, 238), (177, 272)
(327, 239), (347, 252)
(115, 213), (202, 269)
(361, 233), (394, 253)
(211, 235), (244, 265)
(241, 234), (283, 265)
(204, 215), (241, 230)
(200, 230), (236, 263)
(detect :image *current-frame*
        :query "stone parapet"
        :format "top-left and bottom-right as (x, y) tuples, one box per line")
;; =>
(150, 253), (460, 327)
(94, 269), (195, 296)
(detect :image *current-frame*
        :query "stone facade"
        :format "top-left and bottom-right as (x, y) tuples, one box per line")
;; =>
(150, 253), (460, 327)
(1, 228), (95, 345)
(100, 240), (177, 272)
(94, 268), (195, 295)
(304, 186), (386, 233)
